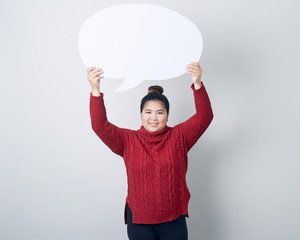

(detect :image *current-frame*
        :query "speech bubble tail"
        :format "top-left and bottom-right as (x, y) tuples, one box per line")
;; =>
(114, 77), (142, 92)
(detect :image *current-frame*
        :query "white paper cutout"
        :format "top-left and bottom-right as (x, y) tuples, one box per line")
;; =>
(79, 3), (203, 92)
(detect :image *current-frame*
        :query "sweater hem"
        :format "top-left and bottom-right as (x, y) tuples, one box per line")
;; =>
(124, 200), (190, 225)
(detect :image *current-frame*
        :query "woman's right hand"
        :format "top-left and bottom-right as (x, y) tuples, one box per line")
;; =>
(87, 66), (104, 92)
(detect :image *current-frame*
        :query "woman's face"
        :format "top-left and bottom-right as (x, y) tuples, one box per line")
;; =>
(141, 100), (168, 133)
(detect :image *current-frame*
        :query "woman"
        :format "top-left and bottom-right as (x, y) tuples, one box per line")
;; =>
(87, 62), (213, 240)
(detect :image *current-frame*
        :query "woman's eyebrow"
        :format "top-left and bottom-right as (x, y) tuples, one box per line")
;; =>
(144, 109), (165, 112)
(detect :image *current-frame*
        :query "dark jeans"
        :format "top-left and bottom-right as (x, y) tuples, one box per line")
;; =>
(126, 204), (188, 240)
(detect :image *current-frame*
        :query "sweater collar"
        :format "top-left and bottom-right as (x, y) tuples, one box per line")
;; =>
(138, 125), (170, 139)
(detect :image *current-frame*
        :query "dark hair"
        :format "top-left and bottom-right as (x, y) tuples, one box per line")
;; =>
(140, 85), (170, 114)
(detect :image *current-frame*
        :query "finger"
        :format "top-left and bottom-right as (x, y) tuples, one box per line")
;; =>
(186, 66), (196, 71)
(95, 76), (104, 82)
(186, 63), (193, 67)
(189, 64), (200, 70)
(186, 63), (198, 67)
(90, 67), (102, 74)
(91, 68), (102, 74)
(87, 67), (95, 74)
(190, 65), (200, 70)
(90, 69), (103, 77)
(92, 70), (104, 78)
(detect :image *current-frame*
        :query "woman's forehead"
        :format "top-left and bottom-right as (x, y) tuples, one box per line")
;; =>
(144, 100), (166, 110)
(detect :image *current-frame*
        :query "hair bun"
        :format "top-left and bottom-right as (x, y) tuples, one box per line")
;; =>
(148, 85), (164, 95)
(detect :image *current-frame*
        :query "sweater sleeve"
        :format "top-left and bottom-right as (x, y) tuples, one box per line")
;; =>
(89, 92), (127, 157)
(177, 82), (214, 151)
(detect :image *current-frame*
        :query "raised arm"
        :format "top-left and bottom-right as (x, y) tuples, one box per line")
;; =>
(88, 67), (127, 157)
(177, 63), (214, 151)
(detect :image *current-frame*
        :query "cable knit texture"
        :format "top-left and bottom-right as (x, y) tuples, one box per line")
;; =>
(89, 83), (213, 224)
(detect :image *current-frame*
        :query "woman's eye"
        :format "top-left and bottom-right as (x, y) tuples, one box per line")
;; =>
(158, 112), (163, 114)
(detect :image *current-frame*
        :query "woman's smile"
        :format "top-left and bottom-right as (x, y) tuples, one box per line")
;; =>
(150, 122), (159, 127)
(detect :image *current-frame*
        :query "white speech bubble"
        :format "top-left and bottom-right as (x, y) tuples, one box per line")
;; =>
(79, 3), (203, 92)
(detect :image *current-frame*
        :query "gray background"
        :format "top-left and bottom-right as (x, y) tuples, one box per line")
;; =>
(1, 0), (299, 239)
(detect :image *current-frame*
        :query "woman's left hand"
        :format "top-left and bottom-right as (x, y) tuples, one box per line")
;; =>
(186, 62), (202, 89)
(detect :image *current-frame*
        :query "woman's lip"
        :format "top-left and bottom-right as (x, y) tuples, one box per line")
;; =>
(150, 123), (159, 127)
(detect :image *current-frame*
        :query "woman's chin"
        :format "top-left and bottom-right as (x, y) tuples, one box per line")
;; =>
(147, 125), (165, 133)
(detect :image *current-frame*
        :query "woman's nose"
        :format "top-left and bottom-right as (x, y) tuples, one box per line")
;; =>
(150, 114), (158, 120)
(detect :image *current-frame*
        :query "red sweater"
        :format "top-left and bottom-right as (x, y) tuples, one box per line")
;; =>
(89, 83), (213, 224)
